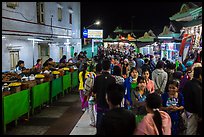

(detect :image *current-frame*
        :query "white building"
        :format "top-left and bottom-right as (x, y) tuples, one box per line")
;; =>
(2, 2), (81, 71)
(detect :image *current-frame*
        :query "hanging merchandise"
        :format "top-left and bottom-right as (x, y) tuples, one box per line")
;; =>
(194, 32), (201, 48)
(179, 34), (191, 56)
(189, 35), (195, 51)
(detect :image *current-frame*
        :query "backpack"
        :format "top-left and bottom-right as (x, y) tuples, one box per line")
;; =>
(84, 72), (95, 96)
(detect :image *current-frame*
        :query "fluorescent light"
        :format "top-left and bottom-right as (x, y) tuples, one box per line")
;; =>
(158, 37), (173, 39)
(57, 35), (72, 38)
(2, 36), (6, 39)
(64, 42), (70, 45)
(27, 38), (43, 41)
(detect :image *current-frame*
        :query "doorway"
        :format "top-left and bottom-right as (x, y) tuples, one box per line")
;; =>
(38, 43), (50, 64)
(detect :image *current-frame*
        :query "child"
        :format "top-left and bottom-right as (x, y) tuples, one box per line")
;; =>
(78, 63), (89, 111)
(161, 79), (184, 135)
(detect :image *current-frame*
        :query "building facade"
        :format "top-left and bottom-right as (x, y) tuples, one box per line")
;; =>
(2, 2), (81, 71)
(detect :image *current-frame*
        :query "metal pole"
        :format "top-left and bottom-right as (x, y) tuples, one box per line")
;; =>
(92, 39), (94, 58)
(32, 40), (35, 66)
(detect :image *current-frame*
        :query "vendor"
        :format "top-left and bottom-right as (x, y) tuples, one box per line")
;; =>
(59, 55), (67, 64)
(43, 58), (53, 67)
(43, 58), (55, 70)
(14, 60), (25, 74)
(14, 60), (26, 74)
(34, 58), (43, 70)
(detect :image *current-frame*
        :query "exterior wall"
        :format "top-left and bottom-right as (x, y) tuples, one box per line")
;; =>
(2, 38), (39, 71)
(2, 2), (81, 71)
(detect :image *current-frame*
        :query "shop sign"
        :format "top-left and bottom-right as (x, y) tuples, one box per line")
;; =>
(88, 29), (103, 39)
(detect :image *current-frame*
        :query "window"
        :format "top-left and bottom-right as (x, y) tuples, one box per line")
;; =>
(6, 2), (18, 9)
(59, 47), (63, 58)
(69, 13), (72, 24)
(37, 2), (44, 24)
(10, 51), (19, 70)
(58, 7), (62, 21)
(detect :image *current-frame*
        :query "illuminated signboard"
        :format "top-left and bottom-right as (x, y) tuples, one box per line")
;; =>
(88, 29), (103, 38)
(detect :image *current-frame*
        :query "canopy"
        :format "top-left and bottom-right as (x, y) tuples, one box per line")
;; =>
(113, 35), (121, 42)
(137, 32), (155, 42)
(158, 26), (180, 38)
(169, 3), (201, 21)
(113, 26), (123, 33)
(127, 34), (136, 41)
(103, 35), (114, 42)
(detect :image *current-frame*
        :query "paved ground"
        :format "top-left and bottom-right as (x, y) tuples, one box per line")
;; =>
(5, 90), (84, 135)
(70, 109), (96, 135)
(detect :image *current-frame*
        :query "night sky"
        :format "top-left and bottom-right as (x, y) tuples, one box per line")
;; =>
(81, 2), (201, 38)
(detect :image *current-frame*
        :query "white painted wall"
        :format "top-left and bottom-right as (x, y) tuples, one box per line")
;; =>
(2, 2), (81, 71)
(2, 37), (39, 71)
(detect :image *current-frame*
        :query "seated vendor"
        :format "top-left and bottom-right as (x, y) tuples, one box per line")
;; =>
(14, 60), (26, 74)
(43, 58), (56, 70)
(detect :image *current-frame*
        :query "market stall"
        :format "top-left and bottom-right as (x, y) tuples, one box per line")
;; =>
(31, 82), (50, 114)
(2, 66), (79, 133)
(71, 69), (79, 88)
(62, 71), (71, 95)
(3, 89), (30, 133)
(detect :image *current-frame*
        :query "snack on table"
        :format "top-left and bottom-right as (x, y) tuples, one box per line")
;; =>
(63, 67), (69, 71)
(35, 74), (45, 78)
(8, 82), (22, 87)
(52, 71), (60, 75)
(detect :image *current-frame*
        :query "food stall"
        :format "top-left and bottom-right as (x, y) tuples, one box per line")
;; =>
(2, 64), (78, 133)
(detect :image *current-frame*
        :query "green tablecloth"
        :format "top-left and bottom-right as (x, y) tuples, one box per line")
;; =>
(71, 70), (78, 88)
(3, 89), (30, 132)
(31, 82), (50, 112)
(62, 72), (71, 91)
(51, 77), (63, 98)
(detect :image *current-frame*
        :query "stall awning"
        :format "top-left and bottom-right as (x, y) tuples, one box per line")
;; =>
(103, 35), (114, 42)
(169, 3), (202, 21)
(137, 32), (155, 42)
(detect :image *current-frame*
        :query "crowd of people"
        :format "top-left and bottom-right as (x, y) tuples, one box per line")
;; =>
(76, 47), (202, 135)
(13, 47), (202, 135)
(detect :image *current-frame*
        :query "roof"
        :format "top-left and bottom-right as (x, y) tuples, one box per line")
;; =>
(113, 27), (123, 33)
(158, 26), (180, 38)
(137, 32), (155, 42)
(169, 3), (202, 21)
(182, 18), (202, 27)
(103, 35), (114, 42)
